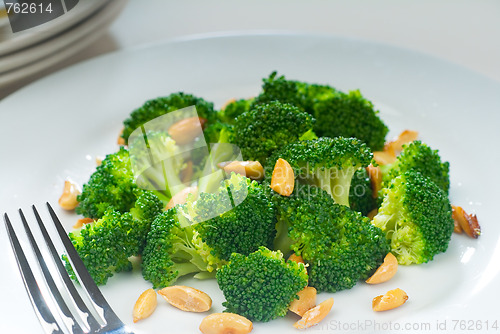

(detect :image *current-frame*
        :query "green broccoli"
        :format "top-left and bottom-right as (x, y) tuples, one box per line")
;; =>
(121, 92), (217, 144)
(76, 147), (140, 219)
(272, 183), (390, 293)
(127, 130), (186, 200)
(216, 247), (308, 322)
(69, 191), (163, 285)
(349, 168), (377, 216)
(372, 170), (454, 265)
(141, 173), (277, 288)
(266, 137), (373, 206)
(233, 101), (316, 164)
(253, 72), (388, 151)
(381, 140), (450, 194)
(218, 98), (254, 124)
(141, 208), (207, 289)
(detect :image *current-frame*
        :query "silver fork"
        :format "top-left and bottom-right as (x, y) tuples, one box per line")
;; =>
(3, 203), (134, 334)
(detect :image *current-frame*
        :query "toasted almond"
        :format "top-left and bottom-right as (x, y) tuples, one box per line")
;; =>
(158, 285), (212, 312)
(366, 252), (398, 284)
(219, 160), (265, 181)
(166, 186), (198, 210)
(373, 151), (396, 165)
(168, 117), (206, 145)
(180, 160), (194, 184)
(200, 313), (253, 334)
(58, 180), (81, 210)
(289, 287), (317, 317)
(117, 128), (126, 146)
(270, 158), (295, 196)
(95, 156), (104, 166)
(372, 288), (408, 312)
(452, 205), (480, 238)
(133, 288), (157, 323)
(73, 217), (95, 229)
(366, 164), (382, 198)
(293, 298), (334, 329)
(367, 208), (378, 220)
(288, 253), (305, 265)
(385, 130), (419, 154)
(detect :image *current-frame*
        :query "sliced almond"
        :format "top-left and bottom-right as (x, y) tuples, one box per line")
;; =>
(372, 288), (408, 312)
(289, 287), (317, 317)
(287, 253), (305, 265)
(373, 151), (396, 165)
(366, 252), (398, 284)
(180, 160), (194, 184)
(385, 130), (419, 154)
(270, 158), (295, 196)
(133, 288), (157, 323)
(293, 297), (334, 329)
(168, 117), (207, 145)
(366, 164), (382, 198)
(117, 128), (126, 146)
(218, 160), (265, 181)
(367, 208), (378, 220)
(200, 313), (253, 334)
(58, 180), (81, 210)
(95, 156), (104, 166)
(73, 217), (95, 229)
(158, 285), (212, 312)
(452, 205), (480, 238)
(166, 186), (198, 210)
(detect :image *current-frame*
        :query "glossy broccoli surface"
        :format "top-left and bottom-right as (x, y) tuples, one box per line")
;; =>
(252, 72), (388, 151)
(233, 101), (316, 164)
(381, 140), (450, 194)
(216, 247), (308, 322)
(372, 170), (454, 265)
(121, 92), (217, 144)
(69, 191), (163, 285)
(272, 184), (389, 293)
(266, 137), (373, 206)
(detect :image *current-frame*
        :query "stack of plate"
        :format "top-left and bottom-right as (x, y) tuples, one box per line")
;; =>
(0, 0), (126, 90)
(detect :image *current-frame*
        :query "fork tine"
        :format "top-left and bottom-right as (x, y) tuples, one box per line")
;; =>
(32, 205), (101, 331)
(18, 208), (85, 334)
(46, 203), (131, 332)
(3, 213), (63, 334)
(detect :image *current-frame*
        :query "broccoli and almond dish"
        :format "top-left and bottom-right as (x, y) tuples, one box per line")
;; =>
(58, 72), (481, 332)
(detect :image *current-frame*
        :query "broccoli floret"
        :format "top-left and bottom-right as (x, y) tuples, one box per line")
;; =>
(141, 173), (277, 288)
(203, 121), (234, 145)
(349, 168), (377, 216)
(372, 170), (454, 265)
(253, 72), (388, 151)
(311, 90), (388, 151)
(216, 247), (308, 322)
(128, 130), (186, 200)
(76, 147), (140, 219)
(70, 191), (163, 285)
(381, 140), (450, 194)
(121, 92), (217, 144)
(233, 101), (316, 164)
(266, 137), (373, 206)
(191, 173), (277, 271)
(272, 184), (390, 293)
(141, 208), (207, 289)
(218, 98), (254, 124)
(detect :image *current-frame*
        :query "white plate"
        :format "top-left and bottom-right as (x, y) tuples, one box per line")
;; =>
(1, 33), (499, 334)
(0, 0), (108, 56)
(0, 0), (126, 88)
